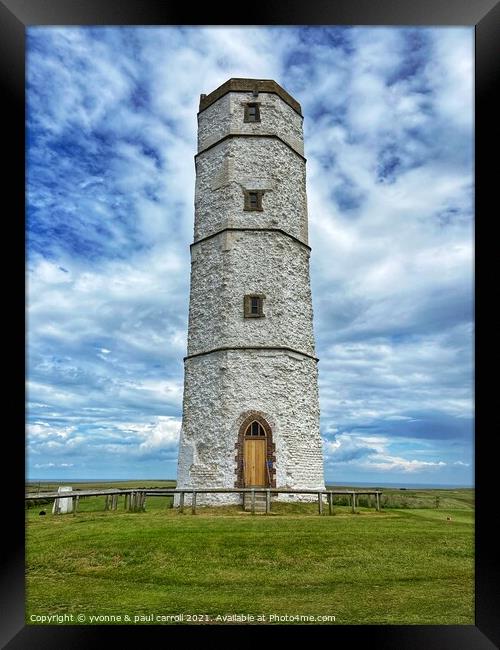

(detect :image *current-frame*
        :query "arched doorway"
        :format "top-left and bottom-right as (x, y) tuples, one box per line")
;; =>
(244, 420), (267, 486)
(235, 413), (275, 488)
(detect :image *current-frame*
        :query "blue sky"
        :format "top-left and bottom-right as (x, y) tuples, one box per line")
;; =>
(27, 26), (474, 485)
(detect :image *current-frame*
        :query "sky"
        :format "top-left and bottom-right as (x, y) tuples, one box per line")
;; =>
(27, 26), (474, 485)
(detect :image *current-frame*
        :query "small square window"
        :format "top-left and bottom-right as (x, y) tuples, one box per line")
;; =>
(244, 294), (265, 318)
(244, 190), (264, 211)
(244, 102), (261, 123)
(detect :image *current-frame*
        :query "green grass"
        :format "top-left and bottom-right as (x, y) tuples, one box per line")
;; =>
(26, 485), (474, 625)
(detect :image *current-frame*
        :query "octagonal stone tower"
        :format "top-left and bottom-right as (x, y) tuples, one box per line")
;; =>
(175, 78), (325, 505)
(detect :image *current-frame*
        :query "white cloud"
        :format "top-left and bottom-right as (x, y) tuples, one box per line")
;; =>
(33, 462), (74, 468)
(138, 417), (181, 451)
(28, 422), (76, 440)
(323, 431), (448, 474)
(363, 456), (446, 473)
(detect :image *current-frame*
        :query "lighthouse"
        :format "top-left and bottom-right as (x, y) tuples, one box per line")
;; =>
(175, 78), (325, 504)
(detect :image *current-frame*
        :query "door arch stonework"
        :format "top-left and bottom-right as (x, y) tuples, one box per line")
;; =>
(234, 412), (276, 488)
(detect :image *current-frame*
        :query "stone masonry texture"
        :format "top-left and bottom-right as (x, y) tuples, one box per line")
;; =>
(175, 79), (325, 505)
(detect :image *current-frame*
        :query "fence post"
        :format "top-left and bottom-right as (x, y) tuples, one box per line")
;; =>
(266, 489), (271, 514)
(328, 492), (333, 516)
(351, 492), (355, 513)
(179, 491), (185, 514)
(376, 492), (381, 511)
(192, 491), (197, 515)
(318, 492), (323, 515)
(251, 489), (256, 514)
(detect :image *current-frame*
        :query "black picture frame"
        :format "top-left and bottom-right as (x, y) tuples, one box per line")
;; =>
(4, 0), (498, 647)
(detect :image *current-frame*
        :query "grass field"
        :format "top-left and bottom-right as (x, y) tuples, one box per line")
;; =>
(25, 482), (474, 625)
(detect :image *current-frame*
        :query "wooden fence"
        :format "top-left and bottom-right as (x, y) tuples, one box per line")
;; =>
(25, 488), (383, 515)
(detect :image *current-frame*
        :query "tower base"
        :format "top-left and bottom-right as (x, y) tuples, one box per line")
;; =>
(172, 489), (326, 508)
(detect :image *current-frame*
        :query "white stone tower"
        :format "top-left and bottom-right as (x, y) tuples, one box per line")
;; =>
(176, 78), (325, 504)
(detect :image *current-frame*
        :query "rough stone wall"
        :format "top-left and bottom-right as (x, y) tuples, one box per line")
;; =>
(175, 81), (326, 506)
(176, 350), (325, 505)
(199, 79), (302, 116)
(198, 91), (304, 156)
(194, 137), (308, 244)
(187, 231), (316, 357)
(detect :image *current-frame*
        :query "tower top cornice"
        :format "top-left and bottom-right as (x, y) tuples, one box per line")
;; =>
(198, 78), (302, 117)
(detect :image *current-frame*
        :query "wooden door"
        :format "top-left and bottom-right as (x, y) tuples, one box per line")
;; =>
(244, 438), (266, 486)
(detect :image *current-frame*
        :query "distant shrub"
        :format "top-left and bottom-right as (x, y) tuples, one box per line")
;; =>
(26, 498), (53, 509)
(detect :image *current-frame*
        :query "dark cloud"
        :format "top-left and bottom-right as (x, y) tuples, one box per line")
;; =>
(330, 413), (473, 443)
